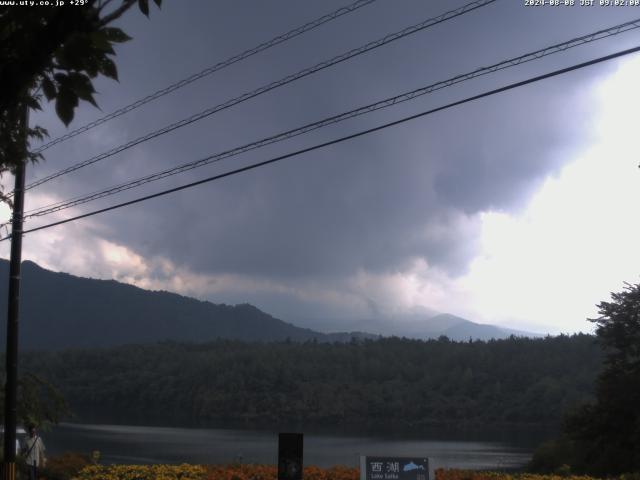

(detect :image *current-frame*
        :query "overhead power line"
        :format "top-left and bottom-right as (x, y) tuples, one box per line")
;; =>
(22, 0), (497, 193)
(5, 44), (639, 242)
(22, 17), (640, 219)
(32, 0), (379, 154)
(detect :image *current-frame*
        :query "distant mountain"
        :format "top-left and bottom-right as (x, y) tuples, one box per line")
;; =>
(408, 313), (538, 341)
(0, 260), (376, 350)
(297, 312), (541, 341)
(0, 260), (537, 350)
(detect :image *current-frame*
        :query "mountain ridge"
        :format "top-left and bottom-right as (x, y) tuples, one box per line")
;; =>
(0, 259), (537, 349)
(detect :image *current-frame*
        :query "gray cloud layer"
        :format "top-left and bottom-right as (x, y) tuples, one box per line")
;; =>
(21, 0), (639, 325)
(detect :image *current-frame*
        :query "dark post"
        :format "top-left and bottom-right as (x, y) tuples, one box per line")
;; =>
(278, 433), (303, 480)
(3, 105), (28, 480)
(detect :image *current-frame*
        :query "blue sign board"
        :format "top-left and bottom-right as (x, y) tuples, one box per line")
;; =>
(360, 456), (429, 480)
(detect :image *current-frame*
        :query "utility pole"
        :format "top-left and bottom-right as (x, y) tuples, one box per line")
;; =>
(3, 104), (28, 480)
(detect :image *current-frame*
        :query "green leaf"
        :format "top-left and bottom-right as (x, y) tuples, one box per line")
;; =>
(55, 96), (74, 127)
(25, 95), (41, 111)
(88, 32), (116, 54)
(98, 57), (118, 81)
(55, 34), (93, 70)
(153, 0), (161, 7)
(55, 87), (79, 126)
(41, 76), (57, 100)
(83, 93), (99, 109)
(28, 126), (48, 142)
(27, 151), (44, 165)
(67, 72), (95, 93)
(138, 0), (149, 16)
(101, 27), (132, 43)
(67, 73), (98, 108)
(82, 54), (101, 78)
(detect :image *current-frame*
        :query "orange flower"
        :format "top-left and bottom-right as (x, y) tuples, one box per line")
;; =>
(204, 464), (358, 480)
(434, 468), (601, 480)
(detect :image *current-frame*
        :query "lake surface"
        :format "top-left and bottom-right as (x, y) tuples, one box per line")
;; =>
(46, 423), (540, 474)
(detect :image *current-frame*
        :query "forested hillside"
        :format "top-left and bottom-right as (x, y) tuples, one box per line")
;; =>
(0, 260), (366, 348)
(20, 335), (601, 431)
(2, 260), (512, 348)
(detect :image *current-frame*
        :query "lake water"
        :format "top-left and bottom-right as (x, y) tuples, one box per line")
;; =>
(45, 423), (541, 474)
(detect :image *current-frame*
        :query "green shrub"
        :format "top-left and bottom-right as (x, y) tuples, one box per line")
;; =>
(528, 438), (576, 474)
(42, 451), (91, 479)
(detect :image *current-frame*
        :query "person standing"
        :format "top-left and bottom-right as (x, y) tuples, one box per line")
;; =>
(22, 424), (46, 480)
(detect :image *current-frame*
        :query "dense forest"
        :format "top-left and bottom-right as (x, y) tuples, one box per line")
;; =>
(18, 334), (601, 431)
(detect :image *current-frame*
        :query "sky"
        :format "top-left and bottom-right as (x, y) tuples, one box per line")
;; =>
(2, 0), (640, 335)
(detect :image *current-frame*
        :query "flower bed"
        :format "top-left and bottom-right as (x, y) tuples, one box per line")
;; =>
(434, 469), (599, 480)
(73, 464), (359, 480)
(75, 464), (207, 480)
(68, 464), (632, 480)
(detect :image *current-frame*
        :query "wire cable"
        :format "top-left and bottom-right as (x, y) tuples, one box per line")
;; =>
(22, 0), (497, 193)
(5, 44), (638, 241)
(22, 17), (640, 219)
(32, 0), (379, 154)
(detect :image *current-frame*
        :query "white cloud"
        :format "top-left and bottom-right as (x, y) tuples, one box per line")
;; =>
(453, 56), (640, 333)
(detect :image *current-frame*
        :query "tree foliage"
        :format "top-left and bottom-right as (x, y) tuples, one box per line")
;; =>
(0, 0), (160, 429)
(21, 335), (601, 431)
(0, 0), (161, 201)
(0, 372), (69, 430)
(561, 282), (640, 475)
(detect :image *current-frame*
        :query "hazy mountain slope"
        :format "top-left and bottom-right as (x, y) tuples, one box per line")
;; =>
(296, 312), (538, 340)
(442, 321), (512, 341)
(347, 313), (540, 340)
(0, 260), (539, 349)
(0, 260), (330, 349)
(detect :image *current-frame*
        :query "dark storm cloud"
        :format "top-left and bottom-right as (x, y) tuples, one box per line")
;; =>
(26, 0), (640, 290)
(431, 75), (599, 214)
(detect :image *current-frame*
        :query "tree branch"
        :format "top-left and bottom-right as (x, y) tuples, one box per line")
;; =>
(97, 0), (118, 14)
(98, 0), (137, 26)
